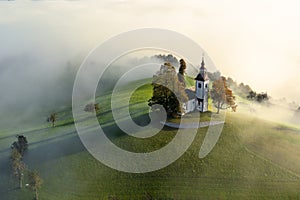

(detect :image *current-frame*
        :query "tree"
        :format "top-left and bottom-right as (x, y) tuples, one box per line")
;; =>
(47, 113), (57, 127)
(28, 170), (43, 200)
(207, 71), (221, 81)
(84, 103), (100, 113)
(11, 148), (26, 189)
(11, 135), (28, 155)
(256, 92), (269, 102)
(152, 54), (179, 67)
(226, 87), (237, 112)
(210, 76), (237, 113)
(178, 59), (186, 87)
(148, 63), (188, 117)
(247, 90), (257, 100)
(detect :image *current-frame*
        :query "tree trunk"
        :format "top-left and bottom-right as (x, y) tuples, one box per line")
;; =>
(52, 121), (55, 127)
(217, 101), (220, 114)
(19, 175), (22, 189)
(35, 188), (39, 200)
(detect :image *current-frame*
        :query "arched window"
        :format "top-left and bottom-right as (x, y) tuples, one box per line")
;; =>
(198, 83), (201, 88)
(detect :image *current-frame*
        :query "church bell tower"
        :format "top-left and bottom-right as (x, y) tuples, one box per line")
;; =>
(195, 55), (209, 112)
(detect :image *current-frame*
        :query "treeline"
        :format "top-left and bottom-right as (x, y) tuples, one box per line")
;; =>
(207, 71), (270, 103)
(10, 136), (43, 200)
(151, 54), (179, 67)
(247, 91), (269, 103)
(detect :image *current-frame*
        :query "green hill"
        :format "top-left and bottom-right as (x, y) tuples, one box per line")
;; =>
(0, 80), (300, 200)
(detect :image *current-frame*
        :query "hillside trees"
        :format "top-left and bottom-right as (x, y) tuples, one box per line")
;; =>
(211, 76), (237, 113)
(207, 71), (221, 81)
(226, 78), (252, 98)
(247, 91), (269, 103)
(148, 62), (188, 117)
(151, 54), (179, 67)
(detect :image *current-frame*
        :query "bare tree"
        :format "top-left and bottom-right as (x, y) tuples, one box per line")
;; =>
(47, 113), (57, 127)
(84, 103), (100, 113)
(28, 170), (43, 200)
(11, 148), (26, 189)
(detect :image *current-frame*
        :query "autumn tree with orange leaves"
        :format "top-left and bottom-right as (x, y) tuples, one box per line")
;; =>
(210, 76), (237, 114)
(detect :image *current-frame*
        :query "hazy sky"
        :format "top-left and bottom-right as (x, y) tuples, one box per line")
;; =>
(1, 0), (300, 103)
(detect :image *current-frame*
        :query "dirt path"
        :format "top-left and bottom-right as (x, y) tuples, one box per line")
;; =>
(163, 121), (225, 129)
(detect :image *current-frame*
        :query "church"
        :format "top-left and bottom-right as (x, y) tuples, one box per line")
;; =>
(182, 56), (209, 114)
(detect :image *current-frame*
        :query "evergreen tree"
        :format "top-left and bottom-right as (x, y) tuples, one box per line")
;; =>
(178, 59), (186, 87)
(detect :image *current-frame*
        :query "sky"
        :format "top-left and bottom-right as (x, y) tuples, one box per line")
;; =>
(0, 0), (300, 103)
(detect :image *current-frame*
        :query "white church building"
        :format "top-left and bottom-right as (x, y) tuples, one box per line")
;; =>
(182, 57), (209, 114)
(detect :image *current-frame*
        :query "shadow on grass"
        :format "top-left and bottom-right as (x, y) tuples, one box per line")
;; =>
(20, 112), (175, 166)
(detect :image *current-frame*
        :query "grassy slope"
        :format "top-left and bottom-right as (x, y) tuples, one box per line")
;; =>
(0, 80), (300, 199)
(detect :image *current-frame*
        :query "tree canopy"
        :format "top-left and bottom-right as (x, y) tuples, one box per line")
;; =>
(148, 63), (188, 117)
(178, 59), (186, 87)
(247, 91), (269, 103)
(210, 76), (237, 113)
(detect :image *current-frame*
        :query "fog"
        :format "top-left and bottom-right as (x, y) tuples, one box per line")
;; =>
(1, 0), (300, 131)
(0, 43), (195, 131)
(238, 98), (300, 128)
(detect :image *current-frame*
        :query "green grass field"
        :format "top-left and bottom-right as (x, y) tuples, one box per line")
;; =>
(0, 80), (300, 200)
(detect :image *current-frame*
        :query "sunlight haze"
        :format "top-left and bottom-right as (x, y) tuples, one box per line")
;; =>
(1, 0), (300, 102)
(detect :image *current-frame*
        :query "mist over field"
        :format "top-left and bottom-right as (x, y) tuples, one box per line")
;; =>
(0, 53), (80, 129)
(1, 1), (299, 132)
(0, 46), (192, 131)
(237, 99), (300, 128)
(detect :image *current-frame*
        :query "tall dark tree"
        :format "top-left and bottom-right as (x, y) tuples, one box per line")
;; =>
(148, 63), (188, 117)
(178, 59), (186, 87)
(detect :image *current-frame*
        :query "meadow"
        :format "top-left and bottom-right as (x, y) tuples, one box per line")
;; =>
(0, 80), (299, 199)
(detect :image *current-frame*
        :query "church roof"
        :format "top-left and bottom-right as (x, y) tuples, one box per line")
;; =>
(195, 55), (209, 81)
(185, 89), (196, 100)
(195, 73), (208, 81)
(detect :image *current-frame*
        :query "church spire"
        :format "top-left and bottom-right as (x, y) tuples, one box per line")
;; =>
(200, 53), (205, 69)
(195, 53), (208, 81)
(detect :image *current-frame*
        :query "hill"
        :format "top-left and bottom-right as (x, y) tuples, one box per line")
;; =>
(0, 79), (300, 199)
